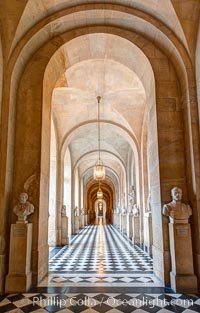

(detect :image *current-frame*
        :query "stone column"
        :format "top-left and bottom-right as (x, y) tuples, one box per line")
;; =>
(143, 211), (153, 256)
(168, 219), (197, 292)
(61, 215), (69, 245)
(132, 215), (140, 245)
(5, 223), (33, 293)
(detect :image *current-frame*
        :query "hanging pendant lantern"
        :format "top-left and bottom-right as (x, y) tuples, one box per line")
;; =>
(97, 181), (103, 199)
(97, 188), (103, 199)
(93, 159), (105, 180)
(97, 187), (103, 199)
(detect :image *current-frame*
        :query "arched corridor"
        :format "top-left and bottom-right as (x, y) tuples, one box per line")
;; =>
(0, 1), (200, 312)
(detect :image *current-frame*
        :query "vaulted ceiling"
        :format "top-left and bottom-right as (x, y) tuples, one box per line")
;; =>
(50, 32), (149, 183)
(1, 0), (199, 185)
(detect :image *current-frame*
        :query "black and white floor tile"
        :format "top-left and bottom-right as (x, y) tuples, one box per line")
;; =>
(39, 273), (161, 288)
(44, 221), (159, 288)
(49, 274), (154, 284)
(48, 223), (153, 274)
(0, 292), (200, 312)
(1, 220), (199, 312)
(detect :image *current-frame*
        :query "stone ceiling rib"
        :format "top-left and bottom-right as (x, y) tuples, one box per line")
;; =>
(60, 121), (139, 165)
(73, 150), (127, 174)
(11, 0), (188, 56)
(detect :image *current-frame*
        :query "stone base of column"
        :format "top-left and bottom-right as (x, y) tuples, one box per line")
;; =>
(170, 273), (198, 293)
(5, 223), (32, 293)
(0, 254), (6, 293)
(6, 272), (32, 293)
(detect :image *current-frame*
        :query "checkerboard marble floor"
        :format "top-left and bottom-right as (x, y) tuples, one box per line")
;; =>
(1, 292), (200, 312)
(49, 221), (153, 273)
(43, 220), (161, 288)
(1, 220), (199, 312)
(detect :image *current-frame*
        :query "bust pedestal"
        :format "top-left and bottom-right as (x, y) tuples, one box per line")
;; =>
(74, 216), (79, 234)
(113, 213), (118, 229)
(113, 213), (116, 226)
(84, 214), (88, 226)
(116, 213), (120, 228)
(132, 215), (140, 245)
(114, 213), (119, 229)
(122, 214), (127, 235)
(5, 223), (32, 293)
(80, 215), (85, 228)
(144, 211), (153, 256)
(127, 214), (133, 239)
(169, 219), (197, 292)
(119, 214), (123, 232)
(61, 216), (69, 245)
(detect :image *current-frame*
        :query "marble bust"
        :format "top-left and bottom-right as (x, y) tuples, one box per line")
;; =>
(128, 199), (134, 214)
(163, 187), (192, 223)
(146, 191), (151, 212)
(133, 204), (139, 217)
(128, 185), (136, 204)
(116, 206), (121, 214)
(121, 193), (127, 214)
(74, 206), (79, 216)
(122, 207), (127, 215)
(116, 201), (121, 214)
(13, 192), (34, 223)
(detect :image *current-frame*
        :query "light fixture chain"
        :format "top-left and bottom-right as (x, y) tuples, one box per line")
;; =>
(98, 96), (101, 160)
(93, 96), (105, 182)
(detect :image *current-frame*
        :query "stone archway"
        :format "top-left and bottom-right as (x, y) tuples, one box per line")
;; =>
(9, 31), (177, 288)
(95, 199), (107, 219)
(11, 31), (183, 287)
(85, 179), (115, 223)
